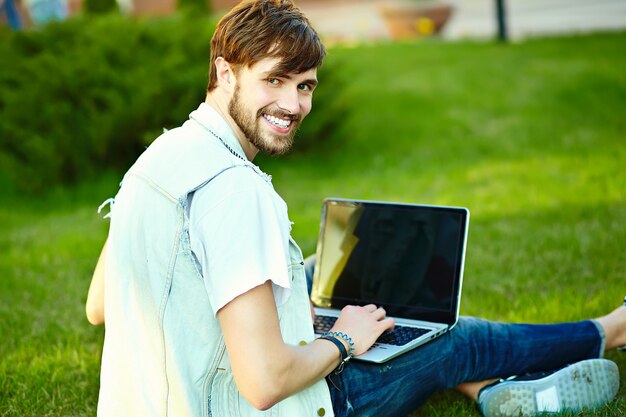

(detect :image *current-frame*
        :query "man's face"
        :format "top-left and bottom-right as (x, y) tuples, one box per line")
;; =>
(228, 57), (318, 156)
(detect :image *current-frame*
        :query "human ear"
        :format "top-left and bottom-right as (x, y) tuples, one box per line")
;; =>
(214, 57), (236, 93)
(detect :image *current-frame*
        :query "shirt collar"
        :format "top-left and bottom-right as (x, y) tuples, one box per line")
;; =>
(189, 102), (248, 161)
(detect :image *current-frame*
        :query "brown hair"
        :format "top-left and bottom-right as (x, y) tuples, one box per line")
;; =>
(207, 0), (326, 92)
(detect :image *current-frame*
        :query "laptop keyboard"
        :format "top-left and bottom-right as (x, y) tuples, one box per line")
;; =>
(314, 315), (430, 347)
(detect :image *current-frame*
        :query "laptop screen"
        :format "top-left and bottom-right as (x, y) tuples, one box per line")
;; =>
(311, 199), (469, 325)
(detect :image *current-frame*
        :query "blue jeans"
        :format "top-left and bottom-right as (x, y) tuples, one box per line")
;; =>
(2, 0), (22, 29)
(304, 257), (605, 417)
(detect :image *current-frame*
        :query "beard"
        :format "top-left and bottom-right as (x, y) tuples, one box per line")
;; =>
(228, 84), (300, 156)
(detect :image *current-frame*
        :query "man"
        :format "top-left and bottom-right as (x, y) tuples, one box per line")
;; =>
(87, 1), (625, 416)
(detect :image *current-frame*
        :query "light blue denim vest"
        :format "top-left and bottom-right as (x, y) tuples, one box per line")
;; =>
(98, 104), (334, 417)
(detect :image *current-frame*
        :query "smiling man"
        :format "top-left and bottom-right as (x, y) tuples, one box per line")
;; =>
(203, 0), (320, 159)
(87, 1), (625, 416)
(89, 1), (378, 415)
(208, 55), (315, 158)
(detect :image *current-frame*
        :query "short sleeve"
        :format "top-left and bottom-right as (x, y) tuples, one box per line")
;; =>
(189, 167), (292, 316)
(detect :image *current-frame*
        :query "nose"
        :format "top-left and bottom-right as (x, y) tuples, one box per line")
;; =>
(276, 87), (301, 115)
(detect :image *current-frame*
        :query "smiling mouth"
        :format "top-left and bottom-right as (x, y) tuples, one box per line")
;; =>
(262, 113), (294, 129)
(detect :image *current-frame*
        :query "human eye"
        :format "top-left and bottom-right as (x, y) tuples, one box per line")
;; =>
(298, 83), (314, 93)
(267, 78), (280, 86)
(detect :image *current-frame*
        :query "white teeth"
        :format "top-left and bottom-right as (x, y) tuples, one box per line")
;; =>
(264, 114), (291, 128)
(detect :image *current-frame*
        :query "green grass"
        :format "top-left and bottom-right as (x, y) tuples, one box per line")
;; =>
(1, 31), (625, 416)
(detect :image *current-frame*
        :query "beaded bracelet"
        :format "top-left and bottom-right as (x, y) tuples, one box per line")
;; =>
(320, 331), (355, 357)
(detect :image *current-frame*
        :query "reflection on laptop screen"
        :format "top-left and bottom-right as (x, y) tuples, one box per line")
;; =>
(312, 200), (468, 324)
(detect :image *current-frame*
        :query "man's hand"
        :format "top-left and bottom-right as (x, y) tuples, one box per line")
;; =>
(330, 304), (395, 356)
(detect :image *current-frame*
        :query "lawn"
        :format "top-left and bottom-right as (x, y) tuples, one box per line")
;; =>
(1, 31), (625, 416)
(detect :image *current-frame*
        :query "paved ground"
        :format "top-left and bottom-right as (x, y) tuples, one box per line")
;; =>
(444, 0), (626, 40)
(298, 0), (626, 42)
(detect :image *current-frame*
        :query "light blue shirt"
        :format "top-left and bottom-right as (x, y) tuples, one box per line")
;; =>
(98, 103), (334, 416)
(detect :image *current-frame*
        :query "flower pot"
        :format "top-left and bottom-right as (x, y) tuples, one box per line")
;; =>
(379, 1), (454, 40)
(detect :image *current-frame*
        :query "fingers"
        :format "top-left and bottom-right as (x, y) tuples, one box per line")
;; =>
(342, 304), (391, 326)
(368, 307), (394, 332)
(362, 304), (387, 318)
(370, 306), (387, 321)
(378, 317), (395, 332)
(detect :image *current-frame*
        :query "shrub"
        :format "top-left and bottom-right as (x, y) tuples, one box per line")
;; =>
(84, 0), (117, 14)
(179, 0), (211, 13)
(0, 13), (212, 193)
(0, 13), (343, 194)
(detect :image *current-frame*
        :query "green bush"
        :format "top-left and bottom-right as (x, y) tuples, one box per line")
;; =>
(0, 13), (343, 194)
(84, 0), (117, 14)
(179, 0), (211, 13)
(0, 14), (213, 193)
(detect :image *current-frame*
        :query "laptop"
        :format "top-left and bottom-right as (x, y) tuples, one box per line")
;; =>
(312, 198), (470, 363)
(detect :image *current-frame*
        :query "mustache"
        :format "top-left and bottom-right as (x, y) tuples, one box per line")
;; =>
(257, 106), (301, 123)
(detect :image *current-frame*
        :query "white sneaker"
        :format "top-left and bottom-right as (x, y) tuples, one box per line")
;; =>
(478, 359), (619, 417)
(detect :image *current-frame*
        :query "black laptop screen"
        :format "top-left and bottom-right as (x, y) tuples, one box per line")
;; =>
(311, 199), (469, 325)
